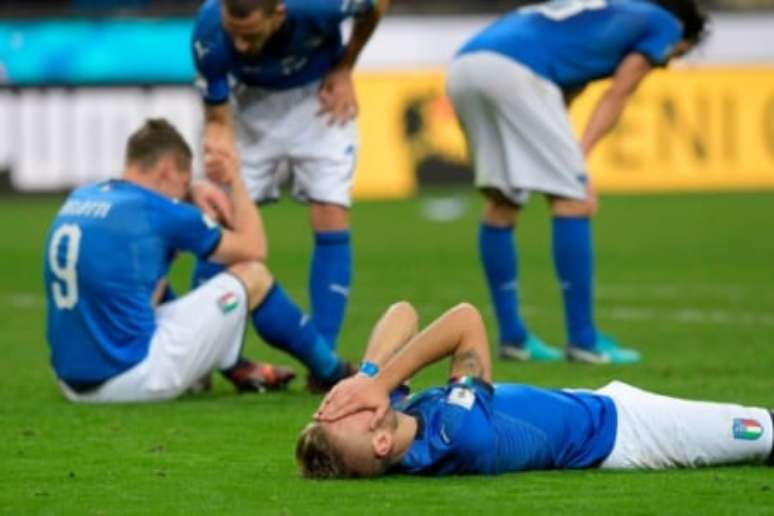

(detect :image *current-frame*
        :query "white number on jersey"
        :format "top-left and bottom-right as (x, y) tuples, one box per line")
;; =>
(525, 0), (607, 21)
(48, 224), (82, 310)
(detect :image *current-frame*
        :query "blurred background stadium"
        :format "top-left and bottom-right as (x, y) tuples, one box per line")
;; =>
(1, 0), (774, 196)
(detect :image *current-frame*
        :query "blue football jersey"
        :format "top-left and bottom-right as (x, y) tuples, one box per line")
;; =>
(458, 0), (682, 89)
(396, 378), (617, 475)
(192, 0), (375, 99)
(43, 180), (222, 384)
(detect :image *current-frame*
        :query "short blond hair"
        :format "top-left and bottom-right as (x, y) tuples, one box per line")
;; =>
(295, 422), (351, 479)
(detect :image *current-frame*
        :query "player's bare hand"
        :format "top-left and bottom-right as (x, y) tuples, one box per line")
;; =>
(189, 180), (234, 228)
(315, 375), (389, 429)
(317, 66), (358, 127)
(203, 143), (238, 186)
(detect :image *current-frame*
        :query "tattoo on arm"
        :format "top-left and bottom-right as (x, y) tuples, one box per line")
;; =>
(452, 350), (484, 378)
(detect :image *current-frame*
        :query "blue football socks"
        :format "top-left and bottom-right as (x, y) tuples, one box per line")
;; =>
(252, 282), (341, 381)
(190, 259), (226, 289)
(309, 230), (352, 349)
(479, 223), (528, 345)
(552, 217), (597, 350)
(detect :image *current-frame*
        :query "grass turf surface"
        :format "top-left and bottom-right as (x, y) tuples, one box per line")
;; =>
(1, 191), (772, 515)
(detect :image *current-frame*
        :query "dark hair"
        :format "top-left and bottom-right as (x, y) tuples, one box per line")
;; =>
(222, 0), (280, 18)
(651, 0), (709, 44)
(126, 118), (192, 172)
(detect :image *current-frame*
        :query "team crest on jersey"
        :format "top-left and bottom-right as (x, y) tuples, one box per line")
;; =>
(732, 418), (764, 441)
(217, 292), (240, 314)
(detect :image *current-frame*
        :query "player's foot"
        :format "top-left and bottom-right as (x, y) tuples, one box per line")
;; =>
(305, 360), (357, 394)
(223, 358), (296, 393)
(499, 334), (563, 362)
(566, 334), (641, 365)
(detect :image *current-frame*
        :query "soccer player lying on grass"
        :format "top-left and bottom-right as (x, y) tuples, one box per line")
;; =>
(299, 302), (774, 477)
(43, 119), (352, 402)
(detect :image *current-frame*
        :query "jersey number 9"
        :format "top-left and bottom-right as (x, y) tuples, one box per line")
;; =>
(48, 224), (82, 310)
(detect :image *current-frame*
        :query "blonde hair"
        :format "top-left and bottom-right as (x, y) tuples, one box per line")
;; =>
(295, 422), (351, 479)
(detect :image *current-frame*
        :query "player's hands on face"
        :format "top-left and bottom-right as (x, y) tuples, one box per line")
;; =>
(315, 375), (390, 430)
(317, 65), (358, 127)
(189, 180), (235, 228)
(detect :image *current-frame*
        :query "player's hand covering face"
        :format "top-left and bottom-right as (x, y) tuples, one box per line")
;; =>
(318, 66), (358, 127)
(315, 375), (390, 430)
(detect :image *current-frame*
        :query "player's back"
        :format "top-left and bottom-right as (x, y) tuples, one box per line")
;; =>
(458, 0), (682, 89)
(44, 180), (177, 385)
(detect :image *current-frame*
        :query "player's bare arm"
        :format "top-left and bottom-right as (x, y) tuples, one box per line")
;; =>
(318, 0), (390, 126)
(360, 301), (419, 367)
(207, 149), (268, 264)
(579, 53), (653, 157)
(316, 302), (491, 426)
(203, 103), (238, 182)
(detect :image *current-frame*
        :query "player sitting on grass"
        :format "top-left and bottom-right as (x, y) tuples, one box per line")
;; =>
(447, 0), (707, 363)
(298, 302), (773, 477)
(43, 119), (352, 402)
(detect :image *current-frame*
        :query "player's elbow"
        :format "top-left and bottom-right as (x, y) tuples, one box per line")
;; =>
(450, 302), (484, 327)
(389, 301), (418, 333)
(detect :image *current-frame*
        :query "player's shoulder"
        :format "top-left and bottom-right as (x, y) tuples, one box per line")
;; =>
(285, 0), (376, 20)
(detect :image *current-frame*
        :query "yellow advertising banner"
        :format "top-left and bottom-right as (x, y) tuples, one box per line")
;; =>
(352, 67), (774, 199)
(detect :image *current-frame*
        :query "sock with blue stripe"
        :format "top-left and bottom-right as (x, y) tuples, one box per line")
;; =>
(479, 223), (528, 346)
(552, 216), (597, 350)
(252, 282), (341, 381)
(309, 230), (352, 349)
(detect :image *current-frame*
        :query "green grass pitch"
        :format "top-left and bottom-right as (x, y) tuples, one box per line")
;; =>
(1, 191), (772, 515)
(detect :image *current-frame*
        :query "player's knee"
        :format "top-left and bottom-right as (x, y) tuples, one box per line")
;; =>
(228, 261), (274, 309)
(310, 203), (349, 231)
(482, 193), (518, 226)
(550, 197), (593, 218)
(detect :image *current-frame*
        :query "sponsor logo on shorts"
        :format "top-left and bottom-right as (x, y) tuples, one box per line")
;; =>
(732, 418), (764, 440)
(217, 292), (240, 314)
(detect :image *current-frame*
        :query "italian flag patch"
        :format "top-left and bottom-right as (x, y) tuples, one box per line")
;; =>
(732, 418), (764, 441)
(217, 292), (240, 314)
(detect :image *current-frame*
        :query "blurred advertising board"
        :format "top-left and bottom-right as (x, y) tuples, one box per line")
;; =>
(2, 66), (774, 197)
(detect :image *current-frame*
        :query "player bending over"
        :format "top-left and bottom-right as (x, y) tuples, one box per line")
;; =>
(447, 0), (707, 363)
(43, 119), (351, 402)
(298, 302), (773, 477)
(190, 0), (388, 390)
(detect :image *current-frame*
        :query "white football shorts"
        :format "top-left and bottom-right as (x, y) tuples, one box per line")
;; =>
(59, 273), (248, 403)
(232, 80), (358, 207)
(598, 381), (773, 469)
(447, 51), (588, 205)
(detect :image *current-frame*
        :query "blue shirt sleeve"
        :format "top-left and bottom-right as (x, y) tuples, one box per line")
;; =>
(192, 3), (231, 104)
(632, 9), (682, 66)
(155, 200), (223, 259)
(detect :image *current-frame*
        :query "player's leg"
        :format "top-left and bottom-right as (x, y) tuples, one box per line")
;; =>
(288, 82), (357, 352)
(308, 202), (352, 350)
(229, 261), (353, 392)
(599, 381), (774, 469)
(448, 52), (560, 362)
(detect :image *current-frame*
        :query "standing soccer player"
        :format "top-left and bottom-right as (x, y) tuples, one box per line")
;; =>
(191, 0), (388, 388)
(447, 0), (707, 363)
